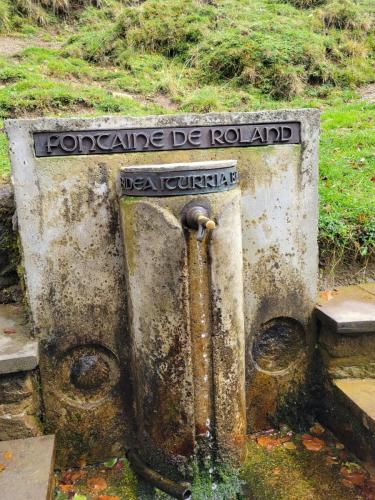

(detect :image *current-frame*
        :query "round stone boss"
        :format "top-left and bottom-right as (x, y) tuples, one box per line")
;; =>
(251, 317), (306, 375)
(117, 159), (238, 197)
(56, 344), (121, 406)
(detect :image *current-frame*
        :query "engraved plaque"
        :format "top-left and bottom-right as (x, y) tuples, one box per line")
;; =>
(119, 162), (238, 197)
(34, 122), (301, 157)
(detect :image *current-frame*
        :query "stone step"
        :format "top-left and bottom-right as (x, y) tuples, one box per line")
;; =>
(334, 378), (375, 434)
(0, 304), (41, 442)
(316, 283), (375, 334)
(0, 435), (55, 500)
(0, 304), (38, 374)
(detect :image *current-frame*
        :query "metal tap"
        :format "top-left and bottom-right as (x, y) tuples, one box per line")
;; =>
(185, 206), (216, 242)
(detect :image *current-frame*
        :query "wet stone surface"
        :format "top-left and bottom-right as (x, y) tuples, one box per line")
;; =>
(252, 317), (305, 373)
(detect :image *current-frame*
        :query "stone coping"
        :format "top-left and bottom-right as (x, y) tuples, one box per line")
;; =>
(316, 284), (375, 334)
(0, 435), (55, 500)
(0, 304), (38, 374)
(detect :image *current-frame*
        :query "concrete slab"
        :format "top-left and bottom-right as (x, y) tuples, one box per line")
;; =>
(334, 378), (375, 433)
(316, 284), (375, 334)
(0, 435), (55, 500)
(0, 304), (38, 374)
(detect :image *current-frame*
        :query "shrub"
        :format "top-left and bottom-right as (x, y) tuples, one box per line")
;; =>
(320, 0), (370, 30)
(285, 0), (325, 8)
(116, 0), (214, 57)
(0, 0), (10, 30)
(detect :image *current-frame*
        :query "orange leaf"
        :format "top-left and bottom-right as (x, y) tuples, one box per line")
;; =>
(302, 437), (325, 451)
(340, 467), (365, 486)
(62, 469), (85, 483)
(0, 464), (6, 472)
(319, 290), (337, 302)
(3, 328), (16, 335)
(257, 436), (281, 449)
(98, 496), (120, 500)
(3, 451), (12, 461)
(59, 484), (75, 493)
(87, 476), (108, 492)
(302, 434), (313, 441)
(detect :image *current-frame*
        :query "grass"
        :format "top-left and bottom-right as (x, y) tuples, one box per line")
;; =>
(0, 0), (373, 264)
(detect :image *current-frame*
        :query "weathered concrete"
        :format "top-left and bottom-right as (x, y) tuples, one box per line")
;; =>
(0, 435), (55, 500)
(316, 284), (375, 334)
(5, 110), (319, 461)
(334, 378), (375, 433)
(0, 304), (38, 374)
(119, 160), (246, 476)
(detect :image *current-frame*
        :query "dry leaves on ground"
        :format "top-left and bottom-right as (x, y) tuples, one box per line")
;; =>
(257, 435), (282, 449)
(59, 484), (76, 493)
(97, 496), (120, 500)
(340, 466), (366, 487)
(3, 451), (12, 461)
(0, 463), (5, 472)
(87, 476), (108, 492)
(302, 434), (325, 452)
(62, 469), (86, 483)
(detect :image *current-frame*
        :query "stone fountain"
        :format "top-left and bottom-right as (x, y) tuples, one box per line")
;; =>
(4, 110), (319, 494)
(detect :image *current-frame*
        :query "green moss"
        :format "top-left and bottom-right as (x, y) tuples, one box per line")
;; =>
(242, 439), (358, 500)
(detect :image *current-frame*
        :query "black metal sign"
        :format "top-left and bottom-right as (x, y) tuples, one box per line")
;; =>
(33, 122), (300, 157)
(119, 164), (238, 197)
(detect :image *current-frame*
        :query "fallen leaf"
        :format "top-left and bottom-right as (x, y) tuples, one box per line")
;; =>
(3, 327), (16, 335)
(335, 443), (345, 450)
(62, 469), (85, 483)
(87, 477), (107, 492)
(283, 441), (297, 450)
(3, 451), (12, 461)
(302, 434), (313, 441)
(319, 290), (337, 302)
(302, 436), (325, 451)
(103, 458), (118, 468)
(326, 455), (339, 466)
(112, 460), (124, 471)
(309, 423), (325, 435)
(257, 436), (281, 449)
(59, 484), (75, 493)
(0, 464), (5, 472)
(98, 496), (120, 500)
(340, 466), (366, 486)
(371, 177), (375, 182)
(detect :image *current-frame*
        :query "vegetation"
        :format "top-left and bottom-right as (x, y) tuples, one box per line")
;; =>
(0, 0), (373, 265)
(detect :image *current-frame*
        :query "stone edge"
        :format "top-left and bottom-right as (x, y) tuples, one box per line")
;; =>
(315, 306), (375, 335)
(0, 341), (39, 375)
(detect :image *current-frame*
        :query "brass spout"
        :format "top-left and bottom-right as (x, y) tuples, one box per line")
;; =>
(185, 206), (216, 241)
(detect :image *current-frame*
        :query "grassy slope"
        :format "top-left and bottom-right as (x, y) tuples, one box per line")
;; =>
(0, 0), (373, 264)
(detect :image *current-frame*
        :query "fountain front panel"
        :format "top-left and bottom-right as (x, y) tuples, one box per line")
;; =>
(5, 110), (319, 466)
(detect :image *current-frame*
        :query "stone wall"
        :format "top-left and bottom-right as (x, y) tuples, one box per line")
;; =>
(0, 370), (41, 441)
(0, 183), (21, 304)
